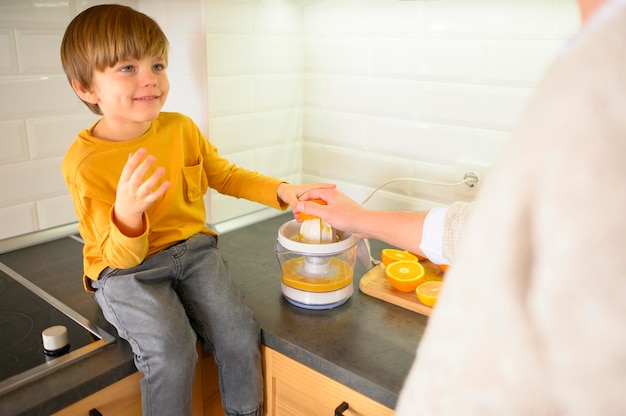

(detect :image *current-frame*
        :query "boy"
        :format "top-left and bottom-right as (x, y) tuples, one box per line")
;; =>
(60, 5), (331, 416)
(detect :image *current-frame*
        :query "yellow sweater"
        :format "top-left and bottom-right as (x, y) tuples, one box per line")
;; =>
(62, 112), (286, 290)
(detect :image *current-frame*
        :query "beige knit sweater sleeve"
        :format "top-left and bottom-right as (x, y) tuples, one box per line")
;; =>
(396, 1), (626, 414)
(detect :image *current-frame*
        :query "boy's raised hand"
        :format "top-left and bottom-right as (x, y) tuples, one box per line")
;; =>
(113, 148), (170, 237)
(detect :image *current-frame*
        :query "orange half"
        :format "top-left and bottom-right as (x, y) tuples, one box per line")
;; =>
(385, 260), (425, 292)
(416, 281), (443, 307)
(381, 249), (418, 267)
(297, 199), (327, 221)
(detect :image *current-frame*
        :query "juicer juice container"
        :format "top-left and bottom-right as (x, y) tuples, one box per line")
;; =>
(274, 220), (358, 309)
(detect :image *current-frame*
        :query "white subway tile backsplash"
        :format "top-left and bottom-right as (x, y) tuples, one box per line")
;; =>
(480, 40), (564, 85)
(0, 0), (72, 28)
(208, 20), (302, 74)
(27, 113), (99, 160)
(421, 40), (481, 82)
(209, 191), (272, 224)
(372, 38), (482, 83)
(414, 82), (532, 129)
(325, 76), (418, 119)
(304, 38), (370, 75)
(0, 119), (28, 164)
(208, 37), (257, 75)
(252, 37), (302, 73)
(365, 118), (473, 162)
(370, 38), (424, 80)
(423, 0), (552, 39)
(166, 33), (208, 77)
(255, 143), (300, 178)
(0, 203), (38, 240)
(406, 158), (472, 201)
(79, 0), (138, 13)
(254, 74), (302, 111)
(302, 74), (328, 109)
(308, 75), (416, 118)
(163, 74), (207, 126)
(303, 109), (368, 147)
(0, 75), (84, 119)
(302, 0), (421, 37)
(302, 143), (415, 192)
(253, 1), (301, 36)
(139, 0), (203, 34)
(204, 0), (577, 226)
(36, 195), (77, 230)
(208, 76), (253, 116)
(469, 128), (510, 165)
(15, 30), (64, 74)
(209, 109), (301, 154)
(0, 157), (66, 208)
(0, 29), (18, 74)
(205, 1), (254, 35)
(219, 144), (298, 183)
(550, 0), (583, 39)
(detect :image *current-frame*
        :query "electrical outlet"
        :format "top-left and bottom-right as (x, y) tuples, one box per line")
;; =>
(463, 171), (479, 188)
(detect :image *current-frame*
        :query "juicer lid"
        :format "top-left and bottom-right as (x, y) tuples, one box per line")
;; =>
(277, 219), (357, 255)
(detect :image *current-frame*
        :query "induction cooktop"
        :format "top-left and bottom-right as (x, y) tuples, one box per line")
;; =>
(0, 261), (115, 395)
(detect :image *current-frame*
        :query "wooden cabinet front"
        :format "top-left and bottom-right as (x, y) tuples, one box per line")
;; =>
(54, 344), (220, 416)
(262, 346), (394, 416)
(54, 346), (394, 416)
(52, 372), (142, 416)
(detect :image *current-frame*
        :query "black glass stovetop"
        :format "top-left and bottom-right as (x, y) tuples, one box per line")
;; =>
(0, 262), (115, 394)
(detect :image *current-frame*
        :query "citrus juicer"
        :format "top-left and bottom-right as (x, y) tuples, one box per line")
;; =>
(274, 219), (358, 309)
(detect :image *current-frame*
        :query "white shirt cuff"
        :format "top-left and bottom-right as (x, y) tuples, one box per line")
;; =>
(419, 207), (450, 265)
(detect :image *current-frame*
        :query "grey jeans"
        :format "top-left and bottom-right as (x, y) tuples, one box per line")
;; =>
(92, 234), (263, 416)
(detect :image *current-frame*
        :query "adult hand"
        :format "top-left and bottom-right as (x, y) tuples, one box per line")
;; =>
(113, 148), (170, 237)
(277, 182), (336, 208)
(294, 188), (365, 236)
(295, 188), (429, 255)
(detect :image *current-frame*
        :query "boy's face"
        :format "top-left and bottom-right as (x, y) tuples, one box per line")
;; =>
(88, 56), (169, 131)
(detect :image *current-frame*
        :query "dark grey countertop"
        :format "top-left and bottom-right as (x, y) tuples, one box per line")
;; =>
(0, 213), (428, 415)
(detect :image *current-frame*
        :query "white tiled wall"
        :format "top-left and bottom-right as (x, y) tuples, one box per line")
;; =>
(205, 0), (303, 226)
(0, 0), (580, 245)
(0, 1), (98, 243)
(298, 0), (579, 210)
(206, 0), (579, 221)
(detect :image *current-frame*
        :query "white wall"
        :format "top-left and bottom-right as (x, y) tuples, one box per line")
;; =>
(0, 0), (101, 242)
(205, 0), (580, 220)
(0, 0), (580, 246)
(300, 0), (579, 210)
(205, 0), (304, 227)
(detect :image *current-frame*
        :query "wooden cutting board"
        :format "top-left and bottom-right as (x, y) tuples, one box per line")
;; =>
(359, 261), (444, 316)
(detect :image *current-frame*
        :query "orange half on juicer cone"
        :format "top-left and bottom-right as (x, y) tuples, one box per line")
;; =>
(297, 199), (327, 221)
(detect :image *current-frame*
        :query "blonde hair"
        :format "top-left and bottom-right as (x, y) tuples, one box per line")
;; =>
(60, 4), (169, 115)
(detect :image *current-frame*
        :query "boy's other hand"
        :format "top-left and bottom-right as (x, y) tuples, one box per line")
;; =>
(113, 148), (170, 237)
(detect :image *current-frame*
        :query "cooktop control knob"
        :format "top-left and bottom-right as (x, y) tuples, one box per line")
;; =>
(42, 325), (70, 356)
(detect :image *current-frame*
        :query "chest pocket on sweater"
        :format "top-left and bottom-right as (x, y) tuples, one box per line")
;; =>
(182, 158), (208, 202)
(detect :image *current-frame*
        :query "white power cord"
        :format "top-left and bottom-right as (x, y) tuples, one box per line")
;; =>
(359, 176), (472, 206)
